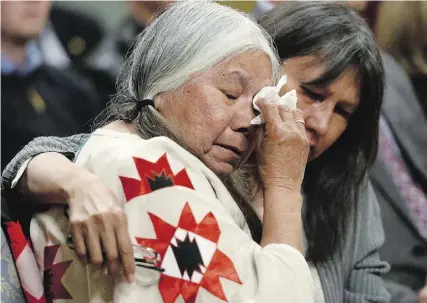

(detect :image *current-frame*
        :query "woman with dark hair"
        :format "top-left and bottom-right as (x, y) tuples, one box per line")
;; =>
(256, 3), (389, 302)
(2, 2), (389, 302)
(262, 1), (384, 263)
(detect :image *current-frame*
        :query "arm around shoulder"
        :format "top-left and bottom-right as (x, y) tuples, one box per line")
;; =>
(2, 133), (90, 191)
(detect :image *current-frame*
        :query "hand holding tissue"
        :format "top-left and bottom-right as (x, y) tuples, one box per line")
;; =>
(251, 75), (298, 125)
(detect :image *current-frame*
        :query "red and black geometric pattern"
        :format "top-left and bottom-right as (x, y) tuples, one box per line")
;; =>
(119, 153), (194, 202)
(43, 244), (73, 303)
(136, 203), (241, 303)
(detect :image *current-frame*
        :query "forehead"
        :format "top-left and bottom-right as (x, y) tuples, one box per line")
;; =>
(209, 52), (273, 88)
(284, 55), (360, 104)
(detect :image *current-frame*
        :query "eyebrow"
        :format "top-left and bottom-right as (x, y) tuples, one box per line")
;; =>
(301, 83), (358, 110)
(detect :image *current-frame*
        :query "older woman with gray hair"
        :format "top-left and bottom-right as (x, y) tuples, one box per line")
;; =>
(7, 2), (313, 302)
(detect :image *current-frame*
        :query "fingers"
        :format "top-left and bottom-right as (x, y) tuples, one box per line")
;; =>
(115, 214), (135, 283)
(70, 211), (135, 283)
(83, 222), (104, 268)
(68, 175), (135, 282)
(291, 109), (306, 134)
(256, 98), (282, 126)
(278, 106), (306, 137)
(277, 105), (293, 122)
(99, 223), (120, 276)
(70, 223), (87, 262)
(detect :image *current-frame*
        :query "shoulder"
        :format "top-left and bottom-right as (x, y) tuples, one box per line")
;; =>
(76, 129), (218, 197)
(77, 129), (199, 168)
(381, 52), (417, 103)
(381, 52), (408, 81)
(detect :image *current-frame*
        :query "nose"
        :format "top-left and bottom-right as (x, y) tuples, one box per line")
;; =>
(230, 99), (256, 135)
(304, 103), (334, 137)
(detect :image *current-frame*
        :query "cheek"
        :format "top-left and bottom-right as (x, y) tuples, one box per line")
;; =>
(320, 118), (347, 151)
(1, 11), (18, 31)
(165, 93), (232, 156)
(295, 93), (311, 112)
(189, 104), (230, 151)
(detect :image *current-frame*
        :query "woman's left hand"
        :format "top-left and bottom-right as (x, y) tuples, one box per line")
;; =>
(20, 152), (135, 282)
(255, 99), (309, 193)
(65, 168), (135, 282)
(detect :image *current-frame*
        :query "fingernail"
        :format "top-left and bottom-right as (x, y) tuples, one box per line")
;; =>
(128, 273), (135, 283)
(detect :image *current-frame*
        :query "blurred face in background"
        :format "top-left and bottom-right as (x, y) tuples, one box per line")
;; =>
(128, 1), (173, 25)
(1, 1), (52, 42)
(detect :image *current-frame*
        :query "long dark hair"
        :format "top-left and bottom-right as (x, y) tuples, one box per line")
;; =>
(260, 2), (385, 263)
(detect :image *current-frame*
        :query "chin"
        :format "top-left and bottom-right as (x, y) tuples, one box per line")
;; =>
(17, 30), (43, 41)
(204, 158), (234, 177)
(307, 149), (319, 162)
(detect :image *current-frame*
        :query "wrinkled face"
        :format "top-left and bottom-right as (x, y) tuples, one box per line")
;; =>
(282, 56), (360, 161)
(157, 52), (272, 175)
(1, 1), (51, 41)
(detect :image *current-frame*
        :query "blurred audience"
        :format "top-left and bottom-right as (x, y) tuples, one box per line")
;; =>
(370, 2), (427, 303)
(1, 1), (102, 170)
(48, 5), (104, 68)
(371, 52), (427, 303)
(38, 5), (104, 71)
(83, 1), (172, 99)
(375, 1), (427, 116)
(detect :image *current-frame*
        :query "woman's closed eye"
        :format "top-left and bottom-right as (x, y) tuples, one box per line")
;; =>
(334, 106), (351, 120)
(224, 92), (238, 100)
(301, 85), (325, 102)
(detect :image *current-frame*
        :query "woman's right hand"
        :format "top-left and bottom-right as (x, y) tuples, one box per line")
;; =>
(256, 98), (309, 193)
(64, 168), (135, 283)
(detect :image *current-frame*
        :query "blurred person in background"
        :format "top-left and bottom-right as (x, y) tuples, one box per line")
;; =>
(370, 2), (427, 303)
(376, 1), (427, 116)
(38, 4), (105, 71)
(372, 52), (427, 303)
(1, 1), (102, 170)
(83, 1), (173, 100)
(47, 5), (104, 69)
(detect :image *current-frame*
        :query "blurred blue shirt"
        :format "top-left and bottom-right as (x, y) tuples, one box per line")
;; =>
(1, 41), (43, 77)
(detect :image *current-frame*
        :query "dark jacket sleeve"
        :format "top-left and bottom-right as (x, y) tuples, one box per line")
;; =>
(1, 134), (90, 190)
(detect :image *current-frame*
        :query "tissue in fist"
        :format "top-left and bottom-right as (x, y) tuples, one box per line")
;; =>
(251, 75), (298, 125)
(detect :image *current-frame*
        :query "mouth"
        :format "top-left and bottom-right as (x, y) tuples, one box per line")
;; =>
(215, 144), (243, 157)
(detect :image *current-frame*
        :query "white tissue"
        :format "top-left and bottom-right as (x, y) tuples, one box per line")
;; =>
(251, 75), (298, 125)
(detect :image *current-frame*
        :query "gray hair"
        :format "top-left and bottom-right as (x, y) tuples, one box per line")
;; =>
(127, 1), (280, 100)
(101, 0), (280, 152)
